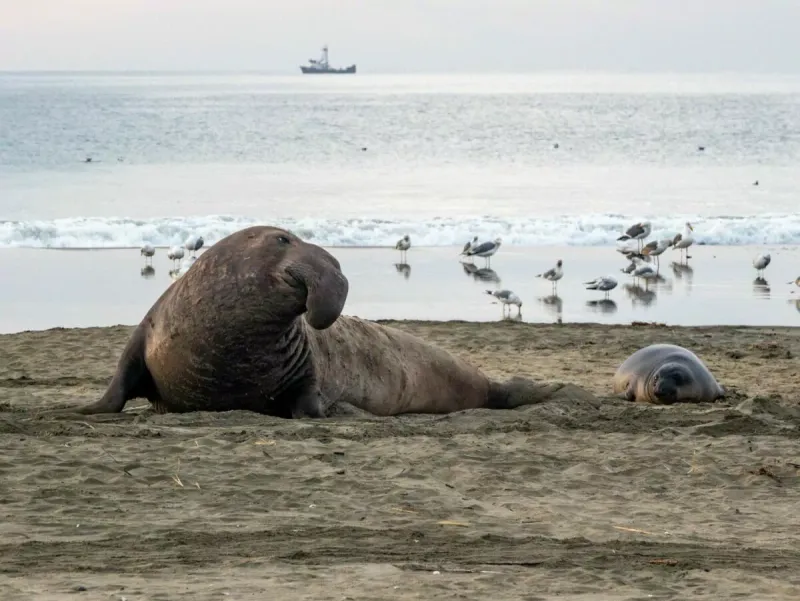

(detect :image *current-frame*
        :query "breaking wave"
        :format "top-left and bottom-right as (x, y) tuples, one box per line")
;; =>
(1, 213), (799, 248)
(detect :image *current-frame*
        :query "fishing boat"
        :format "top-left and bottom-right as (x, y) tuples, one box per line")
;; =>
(300, 45), (356, 74)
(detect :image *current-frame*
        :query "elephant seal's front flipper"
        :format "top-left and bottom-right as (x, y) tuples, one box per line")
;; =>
(487, 376), (598, 409)
(47, 324), (159, 416)
(289, 386), (328, 418)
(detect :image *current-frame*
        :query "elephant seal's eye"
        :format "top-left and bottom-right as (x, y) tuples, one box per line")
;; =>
(277, 235), (290, 245)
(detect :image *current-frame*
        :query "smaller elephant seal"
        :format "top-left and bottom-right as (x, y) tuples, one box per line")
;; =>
(613, 343), (725, 404)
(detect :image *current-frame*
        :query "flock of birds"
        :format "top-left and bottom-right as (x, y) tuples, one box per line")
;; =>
(139, 235), (205, 279)
(392, 221), (799, 318)
(135, 227), (799, 319)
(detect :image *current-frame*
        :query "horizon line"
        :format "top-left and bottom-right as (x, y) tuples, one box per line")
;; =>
(1, 68), (800, 77)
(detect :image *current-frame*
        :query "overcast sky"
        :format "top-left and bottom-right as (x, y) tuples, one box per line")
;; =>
(1, 0), (798, 72)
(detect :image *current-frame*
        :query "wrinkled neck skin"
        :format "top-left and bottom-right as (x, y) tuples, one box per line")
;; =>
(262, 316), (315, 404)
(153, 277), (316, 416)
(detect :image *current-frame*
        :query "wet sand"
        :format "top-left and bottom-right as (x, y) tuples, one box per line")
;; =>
(2, 321), (800, 599)
(0, 244), (799, 334)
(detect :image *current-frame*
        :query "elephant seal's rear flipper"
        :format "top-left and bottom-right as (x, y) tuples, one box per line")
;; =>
(487, 376), (597, 409)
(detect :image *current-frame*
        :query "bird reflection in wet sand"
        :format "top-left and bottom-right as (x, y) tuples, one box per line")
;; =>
(791, 299), (800, 314)
(586, 299), (618, 314)
(538, 295), (563, 324)
(169, 257), (197, 281)
(140, 265), (155, 279)
(623, 284), (657, 307)
(394, 263), (411, 280)
(753, 277), (770, 299)
(462, 262), (501, 283)
(670, 261), (694, 286)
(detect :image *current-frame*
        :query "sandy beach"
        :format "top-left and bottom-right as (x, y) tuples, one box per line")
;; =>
(1, 320), (800, 599)
(0, 244), (799, 334)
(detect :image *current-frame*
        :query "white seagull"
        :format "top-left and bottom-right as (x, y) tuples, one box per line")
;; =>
(631, 256), (658, 285)
(753, 253), (771, 277)
(466, 237), (502, 267)
(672, 222), (695, 262)
(787, 276), (800, 290)
(185, 235), (204, 257)
(584, 275), (618, 299)
(617, 221), (652, 251)
(536, 259), (564, 294)
(486, 289), (522, 316)
(140, 244), (155, 265)
(395, 234), (411, 262)
(166, 245), (185, 266)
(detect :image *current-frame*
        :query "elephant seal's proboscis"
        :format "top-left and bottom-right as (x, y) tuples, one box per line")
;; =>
(53, 226), (592, 418)
(613, 343), (725, 404)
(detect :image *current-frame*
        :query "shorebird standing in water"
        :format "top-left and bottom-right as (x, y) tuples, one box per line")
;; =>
(395, 234), (411, 262)
(466, 237), (502, 268)
(672, 222), (695, 263)
(641, 238), (673, 270)
(631, 256), (657, 287)
(753, 253), (771, 278)
(185, 235), (204, 258)
(536, 259), (564, 294)
(140, 244), (155, 265)
(617, 221), (652, 251)
(584, 275), (618, 299)
(167, 245), (185, 267)
(486, 289), (522, 317)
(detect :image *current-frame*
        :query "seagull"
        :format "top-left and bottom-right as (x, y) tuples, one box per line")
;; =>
(536, 259), (564, 294)
(466, 237), (502, 267)
(641, 238), (673, 269)
(460, 236), (479, 260)
(753, 253), (771, 277)
(621, 259), (638, 275)
(395, 234), (411, 262)
(140, 244), (155, 265)
(185, 235), (205, 257)
(166, 245), (185, 267)
(787, 276), (800, 291)
(486, 289), (522, 316)
(584, 275), (618, 299)
(617, 221), (652, 251)
(672, 222), (695, 263)
(631, 256), (657, 286)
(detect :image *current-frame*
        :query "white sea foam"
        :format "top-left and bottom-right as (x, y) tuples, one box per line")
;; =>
(1, 214), (799, 249)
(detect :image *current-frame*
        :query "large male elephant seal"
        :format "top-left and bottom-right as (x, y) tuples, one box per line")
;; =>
(613, 343), (725, 404)
(55, 226), (588, 418)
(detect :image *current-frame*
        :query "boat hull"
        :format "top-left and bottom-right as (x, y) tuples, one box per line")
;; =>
(300, 65), (357, 74)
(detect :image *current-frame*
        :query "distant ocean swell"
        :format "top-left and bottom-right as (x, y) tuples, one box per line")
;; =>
(1, 214), (799, 249)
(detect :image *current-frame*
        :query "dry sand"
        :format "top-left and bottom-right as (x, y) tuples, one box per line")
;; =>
(1, 320), (800, 600)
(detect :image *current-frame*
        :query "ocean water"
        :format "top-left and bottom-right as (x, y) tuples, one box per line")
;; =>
(2, 72), (800, 249)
